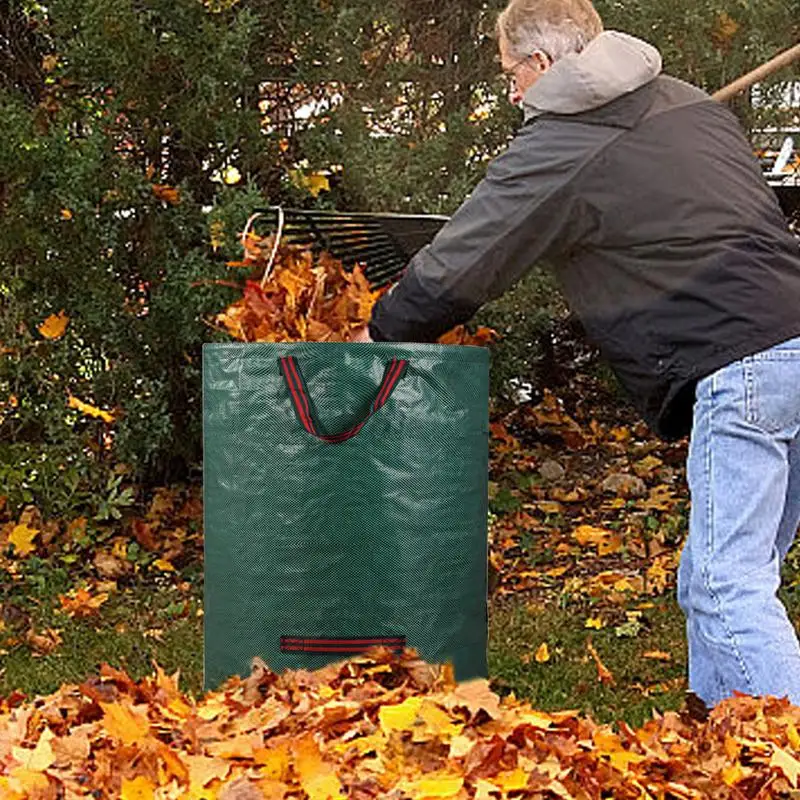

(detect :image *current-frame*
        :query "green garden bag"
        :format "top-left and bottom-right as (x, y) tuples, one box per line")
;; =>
(202, 342), (490, 690)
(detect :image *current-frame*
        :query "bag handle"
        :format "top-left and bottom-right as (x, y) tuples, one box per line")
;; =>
(279, 355), (408, 443)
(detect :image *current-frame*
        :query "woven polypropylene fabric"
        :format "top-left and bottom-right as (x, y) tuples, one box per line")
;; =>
(202, 342), (490, 690)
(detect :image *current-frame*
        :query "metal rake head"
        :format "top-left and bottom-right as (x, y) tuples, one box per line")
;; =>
(248, 206), (449, 288)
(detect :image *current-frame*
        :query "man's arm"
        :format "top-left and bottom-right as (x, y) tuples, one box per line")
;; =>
(366, 128), (592, 343)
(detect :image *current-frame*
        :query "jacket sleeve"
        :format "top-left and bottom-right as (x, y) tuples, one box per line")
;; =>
(368, 125), (593, 343)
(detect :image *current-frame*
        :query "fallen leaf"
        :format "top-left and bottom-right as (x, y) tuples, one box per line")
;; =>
(100, 700), (151, 746)
(121, 776), (155, 800)
(771, 745), (800, 787)
(26, 628), (62, 655)
(59, 588), (109, 617)
(586, 639), (615, 686)
(12, 728), (56, 772)
(642, 650), (672, 661)
(8, 524), (38, 556)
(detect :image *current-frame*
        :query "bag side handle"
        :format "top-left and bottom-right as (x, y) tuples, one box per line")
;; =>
(279, 355), (408, 443)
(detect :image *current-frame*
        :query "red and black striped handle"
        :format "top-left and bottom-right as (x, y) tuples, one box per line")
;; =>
(281, 635), (406, 653)
(279, 356), (408, 443)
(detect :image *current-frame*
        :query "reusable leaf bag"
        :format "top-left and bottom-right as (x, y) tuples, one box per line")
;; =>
(202, 342), (490, 690)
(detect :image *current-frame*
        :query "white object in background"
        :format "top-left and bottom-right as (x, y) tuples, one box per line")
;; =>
(770, 136), (795, 175)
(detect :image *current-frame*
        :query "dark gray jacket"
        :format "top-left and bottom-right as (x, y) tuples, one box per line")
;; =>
(367, 32), (800, 439)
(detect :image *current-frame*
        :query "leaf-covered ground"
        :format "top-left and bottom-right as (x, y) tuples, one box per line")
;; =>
(5, 378), (800, 796)
(7, 241), (800, 795)
(6, 644), (800, 798)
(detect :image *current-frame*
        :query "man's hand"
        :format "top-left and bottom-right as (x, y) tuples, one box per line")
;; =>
(351, 325), (373, 343)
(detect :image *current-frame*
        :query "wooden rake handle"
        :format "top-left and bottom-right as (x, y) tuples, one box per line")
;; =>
(712, 42), (800, 103)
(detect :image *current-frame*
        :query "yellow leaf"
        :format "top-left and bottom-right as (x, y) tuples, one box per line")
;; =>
(608, 748), (646, 772)
(609, 426), (631, 442)
(197, 698), (226, 721)
(60, 208), (73, 220)
(288, 169), (330, 198)
(59, 588), (109, 617)
(12, 728), (55, 772)
(573, 524), (610, 545)
(788, 722), (800, 751)
(6, 768), (50, 794)
(100, 700), (151, 746)
(518, 709), (555, 729)
(153, 558), (176, 572)
(38, 310), (69, 340)
(722, 763), (744, 786)
(771, 745), (800, 787)
(474, 779), (500, 800)
(535, 642), (550, 663)
(9, 524), (39, 557)
(594, 728), (645, 772)
(416, 700), (463, 741)
(492, 768), (528, 792)
(291, 734), (342, 800)
(0, 777), (24, 800)
(413, 774), (464, 798)
(67, 395), (115, 423)
(254, 739), (291, 780)
(724, 734), (741, 760)
(448, 734), (475, 759)
(185, 754), (231, 789)
(121, 776), (155, 800)
(633, 455), (663, 477)
(585, 617), (605, 630)
(379, 696), (423, 733)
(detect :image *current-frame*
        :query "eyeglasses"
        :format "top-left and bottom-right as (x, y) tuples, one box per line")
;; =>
(500, 50), (552, 88)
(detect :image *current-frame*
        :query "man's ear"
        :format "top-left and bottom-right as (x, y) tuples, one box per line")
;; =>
(531, 50), (552, 73)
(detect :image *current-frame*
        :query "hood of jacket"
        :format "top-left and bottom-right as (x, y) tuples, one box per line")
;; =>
(522, 31), (662, 122)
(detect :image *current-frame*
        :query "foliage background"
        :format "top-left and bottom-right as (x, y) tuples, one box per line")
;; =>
(1, 0), (798, 518)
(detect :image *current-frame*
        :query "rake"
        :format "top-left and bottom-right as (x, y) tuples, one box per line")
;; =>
(246, 206), (449, 289)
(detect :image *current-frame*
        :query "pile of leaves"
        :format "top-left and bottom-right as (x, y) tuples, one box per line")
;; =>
(212, 232), (496, 346)
(4, 648), (800, 799)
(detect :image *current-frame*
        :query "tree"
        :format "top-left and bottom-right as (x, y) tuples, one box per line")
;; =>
(1, 0), (797, 516)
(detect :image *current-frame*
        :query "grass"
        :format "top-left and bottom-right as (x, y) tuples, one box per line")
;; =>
(0, 562), (205, 699)
(6, 542), (800, 729)
(488, 593), (687, 727)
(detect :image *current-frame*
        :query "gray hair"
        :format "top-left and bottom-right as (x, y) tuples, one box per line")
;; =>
(496, 0), (604, 62)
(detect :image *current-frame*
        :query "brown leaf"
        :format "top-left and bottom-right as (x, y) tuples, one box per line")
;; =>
(586, 639), (615, 686)
(94, 551), (131, 579)
(220, 778), (267, 799)
(151, 184), (181, 205)
(26, 627), (62, 655)
(132, 519), (159, 551)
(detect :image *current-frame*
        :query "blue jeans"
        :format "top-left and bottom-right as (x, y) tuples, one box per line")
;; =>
(677, 335), (800, 707)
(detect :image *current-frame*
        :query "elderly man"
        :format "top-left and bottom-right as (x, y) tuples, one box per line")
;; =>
(353, 0), (800, 711)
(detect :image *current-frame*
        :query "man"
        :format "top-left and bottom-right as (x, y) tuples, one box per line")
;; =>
(353, 0), (800, 711)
